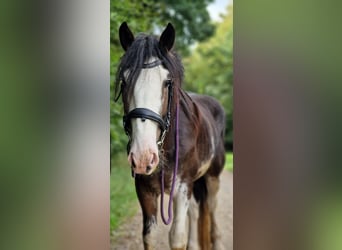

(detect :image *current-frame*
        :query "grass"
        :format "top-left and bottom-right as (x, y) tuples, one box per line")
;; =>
(225, 152), (233, 171)
(110, 151), (233, 234)
(110, 152), (139, 234)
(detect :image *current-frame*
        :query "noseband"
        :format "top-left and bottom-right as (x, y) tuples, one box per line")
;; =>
(122, 59), (173, 149)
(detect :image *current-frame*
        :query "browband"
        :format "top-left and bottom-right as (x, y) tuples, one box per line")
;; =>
(142, 60), (162, 69)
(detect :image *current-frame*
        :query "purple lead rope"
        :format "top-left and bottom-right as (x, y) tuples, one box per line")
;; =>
(160, 103), (179, 225)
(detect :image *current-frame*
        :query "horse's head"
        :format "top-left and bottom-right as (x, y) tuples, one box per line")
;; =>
(117, 22), (176, 175)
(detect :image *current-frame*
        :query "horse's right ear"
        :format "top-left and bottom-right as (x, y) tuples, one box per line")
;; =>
(159, 23), (175, 52)
(119, 22), (135, 51)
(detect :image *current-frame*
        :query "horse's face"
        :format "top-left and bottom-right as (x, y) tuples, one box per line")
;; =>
(126, 61), (170, 175)
(119, 22), (175, 175)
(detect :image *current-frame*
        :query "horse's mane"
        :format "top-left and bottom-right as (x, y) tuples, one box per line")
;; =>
(115, 33), (184, 105)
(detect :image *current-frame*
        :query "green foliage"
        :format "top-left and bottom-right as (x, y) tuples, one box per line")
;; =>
(183, 5), (233, 148)
(156, 0), (216, 55)
(110, 0), (215, 55)
(225, 152), (233, 172)
(309, 194), (342, 250)
(110, 153), (138, 233)
(110, 0), (218, 157)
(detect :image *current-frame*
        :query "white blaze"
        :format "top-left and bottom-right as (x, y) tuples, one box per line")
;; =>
(128, 58), (169, 175)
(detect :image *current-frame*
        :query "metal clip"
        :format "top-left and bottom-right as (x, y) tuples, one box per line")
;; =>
(157, 129), (167, 148)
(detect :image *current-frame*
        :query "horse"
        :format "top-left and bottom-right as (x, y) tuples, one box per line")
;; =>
(115, 22), (226, 250)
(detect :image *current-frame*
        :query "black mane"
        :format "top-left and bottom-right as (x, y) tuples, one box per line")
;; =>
(115, 33), (184, 106)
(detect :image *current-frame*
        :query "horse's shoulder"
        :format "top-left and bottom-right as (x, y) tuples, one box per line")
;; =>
(187, 92), (225, 119)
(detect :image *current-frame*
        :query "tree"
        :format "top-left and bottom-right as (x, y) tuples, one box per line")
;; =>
(183, 5), (233, 149)
(111, 0), (215, 54)
(110, 0), (217, 157)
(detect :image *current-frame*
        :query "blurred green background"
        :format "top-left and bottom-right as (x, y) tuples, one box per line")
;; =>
(110, 0), (233, 237)
(2, 0), (342, 249)
(110, 0), (233, 157)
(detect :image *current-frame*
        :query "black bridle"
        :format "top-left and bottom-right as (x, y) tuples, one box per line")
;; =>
(121, 59), (174, 149)
(117, 58), (180, 226)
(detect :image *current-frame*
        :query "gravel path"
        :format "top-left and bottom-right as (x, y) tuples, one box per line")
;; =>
(111, 170), (233, 250)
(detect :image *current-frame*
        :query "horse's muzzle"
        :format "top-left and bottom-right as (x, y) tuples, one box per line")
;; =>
(128, 151), (159, 175)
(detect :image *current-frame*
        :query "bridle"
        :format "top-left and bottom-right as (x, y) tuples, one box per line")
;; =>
(122, 59), (173, 150)
(117, 59), (179, 226)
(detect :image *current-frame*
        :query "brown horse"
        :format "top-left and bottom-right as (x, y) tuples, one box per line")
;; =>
(115, 22), (226, 250)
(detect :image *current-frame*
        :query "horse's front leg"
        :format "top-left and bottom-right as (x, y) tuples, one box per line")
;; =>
(135, 179), (158, 250)
(169, 181), (190, 250)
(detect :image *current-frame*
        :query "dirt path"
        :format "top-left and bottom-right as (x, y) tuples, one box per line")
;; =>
(111, 170), (233, 250)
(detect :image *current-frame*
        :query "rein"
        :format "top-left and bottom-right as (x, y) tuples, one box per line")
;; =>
(160, 99), (179, 225)
(121, 60), (179, 225)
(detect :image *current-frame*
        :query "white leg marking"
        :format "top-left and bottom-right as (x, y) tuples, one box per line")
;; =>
(143, 215), (158, 247)
(169, 182), (189, 249)
(206, 176), (224, 250)
(187, 194), (200, 250)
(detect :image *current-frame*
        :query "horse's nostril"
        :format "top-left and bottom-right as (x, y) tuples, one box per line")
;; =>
(146, 165), (151, 172)
(151, 153), (158, 166)
(132, 158), (136, 168)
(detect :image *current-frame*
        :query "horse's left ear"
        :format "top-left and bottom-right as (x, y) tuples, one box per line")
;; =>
(159, 23), (175, 52)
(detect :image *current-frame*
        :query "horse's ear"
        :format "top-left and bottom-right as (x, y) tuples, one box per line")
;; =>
(159, 23), (175, 52)
(119, 22), (135, 51)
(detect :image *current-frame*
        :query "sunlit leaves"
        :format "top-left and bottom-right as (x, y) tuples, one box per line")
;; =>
(184, 5), (233, 148)
(110, 0), (223, 156)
